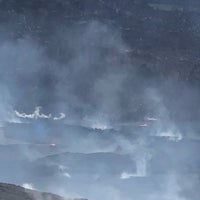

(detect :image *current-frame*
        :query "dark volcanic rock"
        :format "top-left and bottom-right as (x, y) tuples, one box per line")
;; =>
(0, 183), (87, 200)
(0, 0), (199, 83)
(0, 183), (63, 200)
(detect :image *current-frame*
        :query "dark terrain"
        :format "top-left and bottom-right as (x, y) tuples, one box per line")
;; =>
(0, 183), (87, 200)
(0, 0), (199, 82)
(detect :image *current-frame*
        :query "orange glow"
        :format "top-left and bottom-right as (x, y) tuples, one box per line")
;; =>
(139, 123), (148, 127)
(50, 143), (56, 147)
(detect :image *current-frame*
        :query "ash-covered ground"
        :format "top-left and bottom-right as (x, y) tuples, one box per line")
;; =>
(0, 1), (200, 200)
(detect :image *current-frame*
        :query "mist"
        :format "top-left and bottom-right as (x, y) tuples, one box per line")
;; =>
(0, 1), (200, 200)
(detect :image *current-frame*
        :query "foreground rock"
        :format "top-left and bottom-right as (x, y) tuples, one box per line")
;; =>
(0, 183), (87, 200)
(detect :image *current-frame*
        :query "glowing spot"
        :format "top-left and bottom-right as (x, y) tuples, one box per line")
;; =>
(50, 143), (57, 147)
(139, 123), (148, 127)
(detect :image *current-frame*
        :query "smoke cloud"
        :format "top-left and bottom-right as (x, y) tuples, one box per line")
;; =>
(0, 1), (200, 200)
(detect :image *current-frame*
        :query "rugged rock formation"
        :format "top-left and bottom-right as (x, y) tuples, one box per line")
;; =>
(0, 183), (87, 200)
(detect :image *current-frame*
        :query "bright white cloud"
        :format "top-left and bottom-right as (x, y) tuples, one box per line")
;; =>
(155, 130), (183, 141)
(120, 172), (135, 179)
(15, 106), (51, 119)
(58, 165), (67, 171)
(82, 115), (112, 130)
(53, 113), (66, 120)
(15, 106), (66, 121)
(22, 183), (36, 190)
(63, 172), (71, 178)
(146, 117), (158, 121)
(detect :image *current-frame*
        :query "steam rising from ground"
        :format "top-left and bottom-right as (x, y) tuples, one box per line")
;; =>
(0, 9), (200, 200)
(22, 183), (36, 190)
(15, 106), (65, 120)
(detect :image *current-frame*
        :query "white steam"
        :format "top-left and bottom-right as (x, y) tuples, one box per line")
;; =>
(15, 106), (65, 121)
(22, 183), (36, 190)
(53, 113), (66, 120)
